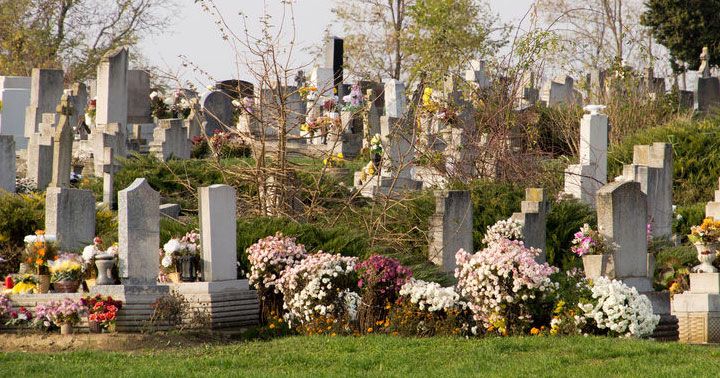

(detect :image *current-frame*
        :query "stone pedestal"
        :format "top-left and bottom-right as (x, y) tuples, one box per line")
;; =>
(673, 273), (720, 343)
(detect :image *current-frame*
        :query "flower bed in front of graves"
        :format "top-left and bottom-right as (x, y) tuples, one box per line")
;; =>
(246, 220), (661, 340)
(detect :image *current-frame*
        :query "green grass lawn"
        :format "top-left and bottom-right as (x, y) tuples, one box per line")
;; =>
(2, 335), (720, 377)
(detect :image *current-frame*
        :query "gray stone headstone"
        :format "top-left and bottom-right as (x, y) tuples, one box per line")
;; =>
(24, 69), (64, 138)
(70, 83), (88, 134)
(706, 178), (720, 220)
(0, 135), (16, 192)
(200, 91), (233, 135)
(45, 187), (95, 251)
(428, 190), (473, 272)
(149, 118), (190, 161)
(695, 77), (720, 112)
(200, 185), (237, 281)
(127, 70), (152, 124)
(96, 47), (129, 126)
(384, 80), (406, 118)
(102, 147), (115, 208)
(540, 75), (581, 107)
(511, 188), (549, 262)
(26, 132), (54, 190)
(597, 181), (652, 292)
(118, 178), (159, 285)
(159, 203), (181, 219)
(50, 94), (74, 188)
(0, 76), (31, 149)
(622, 143), (673, 238)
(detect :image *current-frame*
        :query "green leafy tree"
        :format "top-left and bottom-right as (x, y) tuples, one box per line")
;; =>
(0, 0), (175, 82)
(641, 0), (720, 72)
(402, 0), (501, 85)
(333, 0), (502, 83)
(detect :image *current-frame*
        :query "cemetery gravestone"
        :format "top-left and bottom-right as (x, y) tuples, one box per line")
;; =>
(201, 91), (233, 135)
(622, 143), (673, 238)
(564, 107), (608, 206)
(0, 76), (31, 149)
(24, 69), (64, 139)
(200, 185), (238, 281)
(0, 135), (16, 193)
(118, 178), (160, 285)
(45, 187), (96, 251)
(428, 190), (473, 272)
(596, 180), (652, 292)
(127, 70), (152, 124)
(96, 47), (129, 126)
(511, 188), (549, 262)
(149, 118), (190, 161)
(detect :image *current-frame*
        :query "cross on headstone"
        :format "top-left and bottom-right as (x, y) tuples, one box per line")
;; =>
(50, 93), (75, 188)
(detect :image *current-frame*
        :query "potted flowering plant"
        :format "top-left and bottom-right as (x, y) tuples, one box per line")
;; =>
(571, 224), (615, 279)
(355, 255), (413, 332)
(341, 83), (364, 114)
(161, 230), (201, 282)
(43, 298), (86, 335)
(85, 98), (96, 127)
(49, 253), (84, 293)
(82, 294), (123, 333)
(21, 230), (57, 293)
(688, 218), (720, 273)
(10, 274), (37, 294)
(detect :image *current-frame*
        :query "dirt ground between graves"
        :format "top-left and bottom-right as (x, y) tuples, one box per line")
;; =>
(0, 332), (244, 353)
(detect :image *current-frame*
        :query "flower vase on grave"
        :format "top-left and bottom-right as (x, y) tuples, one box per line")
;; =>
(34, 275), (51, 294)
(179, 255), (198, 282)
(60, 323), (73, 336)
(54, 280), (81, 293)
(693, 242), (718, 273)
(582, 254), (615, 279)
(94, 253), (116, 285)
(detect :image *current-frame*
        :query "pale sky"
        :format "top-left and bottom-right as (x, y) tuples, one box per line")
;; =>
(139, 0), (536, 87)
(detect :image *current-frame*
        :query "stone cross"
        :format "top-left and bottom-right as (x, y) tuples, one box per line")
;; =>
(118, 178), (160, 285)
(50, 94), (74, 188)
(200, 185), (238, 281)
(700, 47), (711, 79)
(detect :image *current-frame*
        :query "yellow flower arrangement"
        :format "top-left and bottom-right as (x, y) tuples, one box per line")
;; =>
(48, 254), (84, 282)
(324, 153), (345, 168)
(689, 217), (720, 244)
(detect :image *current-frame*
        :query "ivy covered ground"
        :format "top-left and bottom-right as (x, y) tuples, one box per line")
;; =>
(3, 335), (720, 377)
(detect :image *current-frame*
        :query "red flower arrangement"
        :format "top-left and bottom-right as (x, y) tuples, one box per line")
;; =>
(82, 294), (123, 331)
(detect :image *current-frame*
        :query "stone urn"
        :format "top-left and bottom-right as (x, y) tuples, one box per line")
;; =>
(693, 242), (718, 273)
(33, 275), (51, 293)
(582, 254), (615, 279)
(53, 280), (80, 293)
(95, 253), (116, 285)
(60, 323), (73, 336)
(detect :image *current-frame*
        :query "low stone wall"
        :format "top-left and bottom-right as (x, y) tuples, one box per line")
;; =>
(1, 280), (259, 333)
